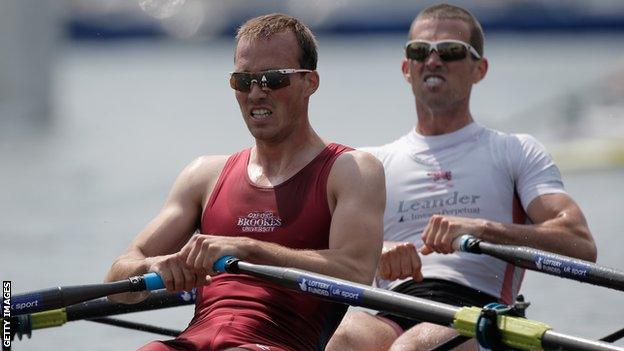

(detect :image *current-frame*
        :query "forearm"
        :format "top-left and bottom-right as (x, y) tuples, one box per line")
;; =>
(106, 256), (151, 281)
(479, 217), (596, 262)
(105, 250), (153, 303)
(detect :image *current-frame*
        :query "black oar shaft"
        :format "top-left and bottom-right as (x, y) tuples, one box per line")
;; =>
(601, 327), (624, 343)
(6, 290), (195, 340)
(11, 280), (137, 315)
(88, 317), (182, 337)
(66, 290), (195, 321)
(476, 241), (624, 292)
(10, 273), (164, 316)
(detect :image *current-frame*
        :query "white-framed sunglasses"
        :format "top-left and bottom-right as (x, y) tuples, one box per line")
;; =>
(405, 39), (481, 62)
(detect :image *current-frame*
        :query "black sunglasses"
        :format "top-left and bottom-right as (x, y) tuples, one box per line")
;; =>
(229, 69), (313, 92)
(405, 39), (481, 62)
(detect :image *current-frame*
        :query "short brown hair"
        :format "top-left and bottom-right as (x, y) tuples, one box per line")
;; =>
(412, 4), (484, 56)
(236, 13), (318, 70)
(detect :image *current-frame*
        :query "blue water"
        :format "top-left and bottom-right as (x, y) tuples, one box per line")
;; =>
(2, 32), (624, 349)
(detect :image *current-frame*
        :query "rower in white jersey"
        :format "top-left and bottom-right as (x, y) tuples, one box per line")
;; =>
(327, 4), (597, 351)
(368, 122), (570, 302)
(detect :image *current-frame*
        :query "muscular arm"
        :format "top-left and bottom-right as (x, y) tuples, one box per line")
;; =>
(421, 193), (597, 262)
(182, 150), (386, 285)
(321, 150), (386, 283)
(480, 193), (596, 261)
(105, 155), (227, 302)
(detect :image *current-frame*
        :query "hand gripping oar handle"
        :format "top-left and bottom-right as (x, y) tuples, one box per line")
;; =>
(11, 272), (166, 316)
(210, 256), (623, 351)
(452, 235), (624, 292)
(213, 255), (239, 273)
(451, 234), (478, 252)
(143, 272), (165, 290)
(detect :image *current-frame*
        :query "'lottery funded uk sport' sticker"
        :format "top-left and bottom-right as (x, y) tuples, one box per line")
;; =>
(534, 254), (591, 279)
(297, 275), (363, 303)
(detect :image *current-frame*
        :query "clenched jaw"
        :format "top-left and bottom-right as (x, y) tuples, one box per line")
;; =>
(251, 108), (272, 120)
(424, 75), (445, 88)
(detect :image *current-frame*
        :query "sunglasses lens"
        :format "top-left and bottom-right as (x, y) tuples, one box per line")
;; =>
(406, 42), (430, 61)
(230, 73), (252, 92)
(406, 41), (473, 62)
(263, 71), (290, 90)
(436, 42), (468, 61)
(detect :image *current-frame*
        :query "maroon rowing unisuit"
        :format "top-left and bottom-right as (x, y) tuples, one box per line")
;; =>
(140, 143), (352, 351)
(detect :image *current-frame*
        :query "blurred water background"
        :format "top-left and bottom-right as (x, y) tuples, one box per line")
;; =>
(1, 1), (624, 350)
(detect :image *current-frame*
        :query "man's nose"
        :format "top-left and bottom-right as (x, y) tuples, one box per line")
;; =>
(248, 80), (268, 100)
(424, 50), (444, 69)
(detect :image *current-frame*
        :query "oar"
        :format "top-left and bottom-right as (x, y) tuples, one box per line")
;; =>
(10, 289), (194, 340)
(213, 256), (624, 351)
(88, 317), (182, 337)
(601, 327), (624, 343)
(453, 235), (624, 292)
(9, 272), (165, 316)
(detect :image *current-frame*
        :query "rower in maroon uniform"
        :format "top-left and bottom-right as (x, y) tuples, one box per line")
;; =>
(104, 13), (385, 351)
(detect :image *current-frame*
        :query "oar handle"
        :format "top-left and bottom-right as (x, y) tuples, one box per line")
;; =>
(451, 234), (478, 252)
(132, 256), (240, 289)
(143, 273), (165, 291)
(145, 256), (240, 290)
(213, 255), (239, 273)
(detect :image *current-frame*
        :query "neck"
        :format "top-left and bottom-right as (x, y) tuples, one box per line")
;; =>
(249, 126), (326, 186)
(415, 100), (474, 136)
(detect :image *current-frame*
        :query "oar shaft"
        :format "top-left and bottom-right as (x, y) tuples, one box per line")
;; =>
(10, 273), (165, 316)
(65, 289), (195, 321)
(543, 331), (621, 351)
(601, 327), (624, 343)
(456, 235), (624, 292)
(88, 317), (182, 337)
(7, 290), (194, 340)
(233, 260), (458, 325)
(216, 257), (624, 351)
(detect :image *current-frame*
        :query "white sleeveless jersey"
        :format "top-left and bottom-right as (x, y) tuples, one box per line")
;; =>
(362, 122), (565, 303)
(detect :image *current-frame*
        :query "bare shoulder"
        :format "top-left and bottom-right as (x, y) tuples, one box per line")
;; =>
(173, 155), (230, 198)
(184, 155), (230, 180)
(329, 149), (385, 190)
(334, 149), (384, 176)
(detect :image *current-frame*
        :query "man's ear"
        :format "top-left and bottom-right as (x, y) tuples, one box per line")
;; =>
(305, 70), (320, 96)
(473, 57), (488, 84)
(401, 59), (412, 83)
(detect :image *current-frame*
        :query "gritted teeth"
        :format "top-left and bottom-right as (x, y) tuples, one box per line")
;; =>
(424, 75), (444, 82)
(424, 76), (444, 86)
(251, 108), (272, 118)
